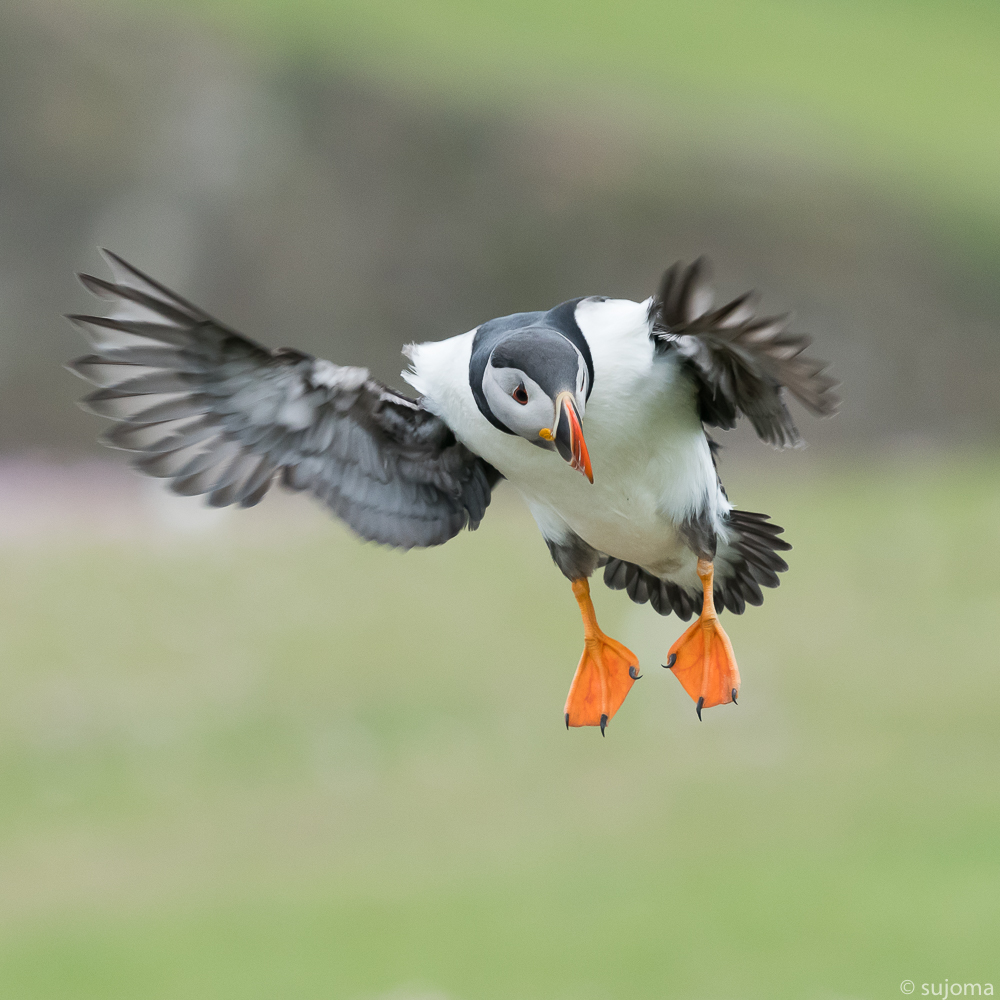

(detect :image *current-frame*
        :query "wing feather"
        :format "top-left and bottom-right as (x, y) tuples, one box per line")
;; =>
(649, 259), (839, 446)
(68, 251), (500, 547)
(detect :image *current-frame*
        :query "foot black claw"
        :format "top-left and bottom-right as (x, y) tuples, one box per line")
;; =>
(629, 665), (641, 680)
(696, 696), (704, 721)
(732, 688), (738, 705)
(565, 713), (570, 730)
(663, 654), (677, 669)
(600, 713), (608, 736)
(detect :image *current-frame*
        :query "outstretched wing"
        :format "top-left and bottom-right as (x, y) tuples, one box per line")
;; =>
(67, 251), (500, 549)
(649, 259), (839, 446)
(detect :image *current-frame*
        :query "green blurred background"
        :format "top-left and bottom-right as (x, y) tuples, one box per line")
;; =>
(1, 2), (998, 997)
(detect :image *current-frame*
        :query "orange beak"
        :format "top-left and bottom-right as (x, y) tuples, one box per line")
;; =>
(549, 390), (593, 483)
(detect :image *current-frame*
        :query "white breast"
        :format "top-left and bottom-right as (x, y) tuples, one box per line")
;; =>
(403, 297), (729, 576)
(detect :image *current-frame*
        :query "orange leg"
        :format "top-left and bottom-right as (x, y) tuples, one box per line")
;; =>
(665, 559), (740, 719)
(564, 578), (640, 735)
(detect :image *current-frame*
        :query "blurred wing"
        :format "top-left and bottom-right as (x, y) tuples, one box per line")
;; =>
(67, 250), (499, 548)
(649, 259), (840, 447)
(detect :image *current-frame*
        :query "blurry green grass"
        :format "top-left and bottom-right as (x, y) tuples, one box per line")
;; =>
(106, 0), (1000, 227)
(1, 454), (999, 999)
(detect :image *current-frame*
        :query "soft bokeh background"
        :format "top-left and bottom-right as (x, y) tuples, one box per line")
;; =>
(1, 2), (998, 997)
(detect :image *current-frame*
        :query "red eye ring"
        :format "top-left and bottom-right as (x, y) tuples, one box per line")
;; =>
(512, 384), (529, 405)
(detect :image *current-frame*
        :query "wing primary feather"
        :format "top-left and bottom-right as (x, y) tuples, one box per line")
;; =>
(69, 252), (499, 547)
(650, 259), (840, 446)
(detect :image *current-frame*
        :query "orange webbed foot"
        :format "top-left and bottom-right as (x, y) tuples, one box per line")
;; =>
(665, 559), (740, 718)
(564, 579), (639, 734)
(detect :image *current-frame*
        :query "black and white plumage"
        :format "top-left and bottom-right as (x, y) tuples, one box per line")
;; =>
(68, 251), (837, 726)
(403, 262), (836, 618)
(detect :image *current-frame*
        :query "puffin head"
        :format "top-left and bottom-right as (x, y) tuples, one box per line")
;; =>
(480, 328), (593, 482)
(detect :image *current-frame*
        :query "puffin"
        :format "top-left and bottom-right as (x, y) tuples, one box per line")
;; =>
(68, 252), (838, 732)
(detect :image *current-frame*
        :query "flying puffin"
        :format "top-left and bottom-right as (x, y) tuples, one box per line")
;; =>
(68, 252), (838, 733)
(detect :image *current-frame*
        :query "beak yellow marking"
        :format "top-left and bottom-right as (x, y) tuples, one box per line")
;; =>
(539, 427), (554, 441)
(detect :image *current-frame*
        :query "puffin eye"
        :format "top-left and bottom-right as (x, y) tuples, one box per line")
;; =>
(512, 383), (529, 405)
